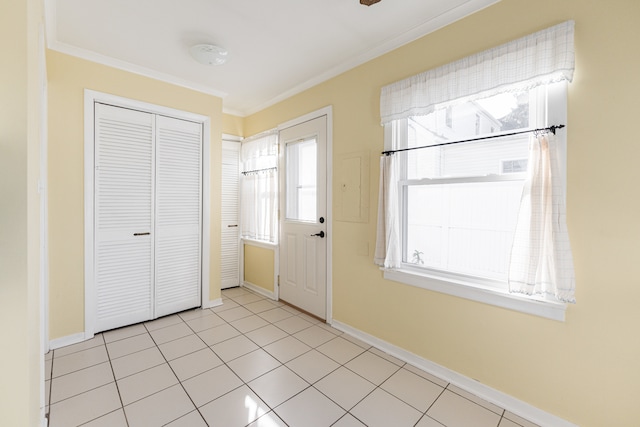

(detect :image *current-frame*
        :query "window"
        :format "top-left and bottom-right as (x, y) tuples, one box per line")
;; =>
(397, 84), (561, 289)
(285, 138), (317, 222)
(376, 21), (576, 320)
(240, 131), (278, 243)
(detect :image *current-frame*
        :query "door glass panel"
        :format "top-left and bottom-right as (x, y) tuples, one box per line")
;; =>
(286, 137), (317, 222)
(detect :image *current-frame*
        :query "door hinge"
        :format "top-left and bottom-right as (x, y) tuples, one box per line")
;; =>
(277, 275), (280, 286)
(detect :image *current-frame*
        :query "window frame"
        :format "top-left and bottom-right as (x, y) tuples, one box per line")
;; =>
(383, 82), (569, 321)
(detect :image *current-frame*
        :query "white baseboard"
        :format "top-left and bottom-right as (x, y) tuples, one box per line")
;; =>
(49, 332), (87, 350)
(242, 281), (276, 300)
(331, 320), (578, 427)
(203, 298), (223, 309)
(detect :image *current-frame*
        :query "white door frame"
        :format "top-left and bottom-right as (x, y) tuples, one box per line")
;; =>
(83, 89), (211, 338)
(277, 106), (333, 323)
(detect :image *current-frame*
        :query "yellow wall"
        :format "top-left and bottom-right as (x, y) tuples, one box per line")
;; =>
(0, 0), (43, 425)
(222, 113), (244, 137)
(243, 244), (275, 292)
(47, 50), (224, 339)
(243, 1), (640, 425)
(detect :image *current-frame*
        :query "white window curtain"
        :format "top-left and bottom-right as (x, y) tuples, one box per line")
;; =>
(380, 20), (575, 124)
(374, 153), (401, 269)
(508, 133), (575, 302)
(375, 21), (576, 302)
(240, 130), (278, 243)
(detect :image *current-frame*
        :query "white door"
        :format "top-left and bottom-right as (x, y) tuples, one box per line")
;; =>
(279, 116), (327, 319)
(221, 139), (240, 289)
(93, 103), (202, 332)
(94, 103), (155, 332)
(154, 115), (203, 317)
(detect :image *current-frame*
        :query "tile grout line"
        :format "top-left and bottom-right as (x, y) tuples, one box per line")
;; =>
(210, 290), (344, 424)
(50, 341), (128, 427)
(444, 383), (506, 417)
(197, 306), (295, 423)
(182, 296), (296, 423)
(103, 337), (131, 427)
(181, 304), (289, 425)
(163, 299), (303, 424)
(496, 411), (508, 427)
(268, 302), (457, 427)
(143, 315), (212, 427)
(230, 289), (395, 426)
(312, 355), (405, 426)
(47, 354), (118, 408)
(49, 286), (521, 427)
(49, 290), (265, 426)
(419, 386), (449, 426)
(46, 350), (55, 424)
(234, 288), (394, 425)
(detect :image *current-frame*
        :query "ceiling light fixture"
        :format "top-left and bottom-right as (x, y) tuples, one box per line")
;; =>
(189, 44), (229, 66)
(360, 0), (382, 5)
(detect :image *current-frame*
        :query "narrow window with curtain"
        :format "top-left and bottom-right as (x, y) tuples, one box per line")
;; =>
(240, 130), (278, 243)
(375, 21), (576, 309)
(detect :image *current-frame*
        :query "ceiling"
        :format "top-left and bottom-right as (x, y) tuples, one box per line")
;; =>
(46, 0), (497, 116)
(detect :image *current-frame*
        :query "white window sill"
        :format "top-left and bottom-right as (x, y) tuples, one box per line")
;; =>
(384, 268), (566, 321)
(242, 238), (278, 250)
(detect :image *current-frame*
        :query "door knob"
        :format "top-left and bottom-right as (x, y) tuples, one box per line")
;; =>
(310, 231), (325, 238)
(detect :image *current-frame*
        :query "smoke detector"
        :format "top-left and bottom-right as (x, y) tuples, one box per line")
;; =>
(189, 44), (229, 66)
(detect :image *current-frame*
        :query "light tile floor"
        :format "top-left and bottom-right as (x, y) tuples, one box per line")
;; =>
(45, 287), (540, 427)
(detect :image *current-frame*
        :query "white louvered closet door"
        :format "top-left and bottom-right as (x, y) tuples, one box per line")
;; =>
(221, 140), (240, 289)
(94, 103), (154, 332)
(154, 115), (203, 317)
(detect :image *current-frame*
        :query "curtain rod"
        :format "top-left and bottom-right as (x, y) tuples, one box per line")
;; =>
(241, 166), (277, 176)
(381, 125), (565, 156)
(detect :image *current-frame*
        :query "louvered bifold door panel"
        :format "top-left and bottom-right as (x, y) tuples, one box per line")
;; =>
(94, 103), (154, 332)
(155, 115), (202, 317)
(221, 141), (240, 289)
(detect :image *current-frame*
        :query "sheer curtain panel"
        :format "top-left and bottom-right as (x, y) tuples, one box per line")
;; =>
(508, 133), (576, 302)
(240, 131), (278, 243)
(374, 153), (401, 269)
